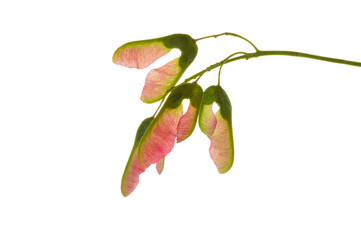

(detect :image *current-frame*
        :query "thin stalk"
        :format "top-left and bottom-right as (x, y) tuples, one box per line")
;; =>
(195, 32), (259, 52)
(184, 50), (361, 83)
(194, 71), (205, 84)
(218, 52), (247, 85)
(152, 96), (166, 118)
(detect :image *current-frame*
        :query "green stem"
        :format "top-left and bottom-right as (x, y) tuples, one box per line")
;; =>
(218, 52), (247, 85)
(195, 32), (260, 52)
(185, 50), (361, 83)
(152, 94), (166, 117)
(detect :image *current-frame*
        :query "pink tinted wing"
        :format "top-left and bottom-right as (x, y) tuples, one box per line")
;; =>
(112, 41), (171, 69)
(199, 104), (217, 137)
(177, 103), (198, 143)
(156, 157), (165, 174)
(209, 110), (233, 173)
(199, 103), (233, 173)
(138, 106), (183, 169)
(140, 58), (181, 103)
(121, 151), (145, 197)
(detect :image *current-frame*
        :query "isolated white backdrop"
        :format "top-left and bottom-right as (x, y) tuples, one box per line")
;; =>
(1, 0), (361, 239)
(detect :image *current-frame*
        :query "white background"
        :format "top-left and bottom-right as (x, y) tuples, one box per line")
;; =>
(1, 0), (361, 239)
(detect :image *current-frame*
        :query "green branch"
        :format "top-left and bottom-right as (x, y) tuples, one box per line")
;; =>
(184, 50), (361, 83)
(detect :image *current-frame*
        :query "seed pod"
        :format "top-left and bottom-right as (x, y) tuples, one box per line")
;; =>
(199, 85), (234, 173)
(113, 34), (198, 103)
